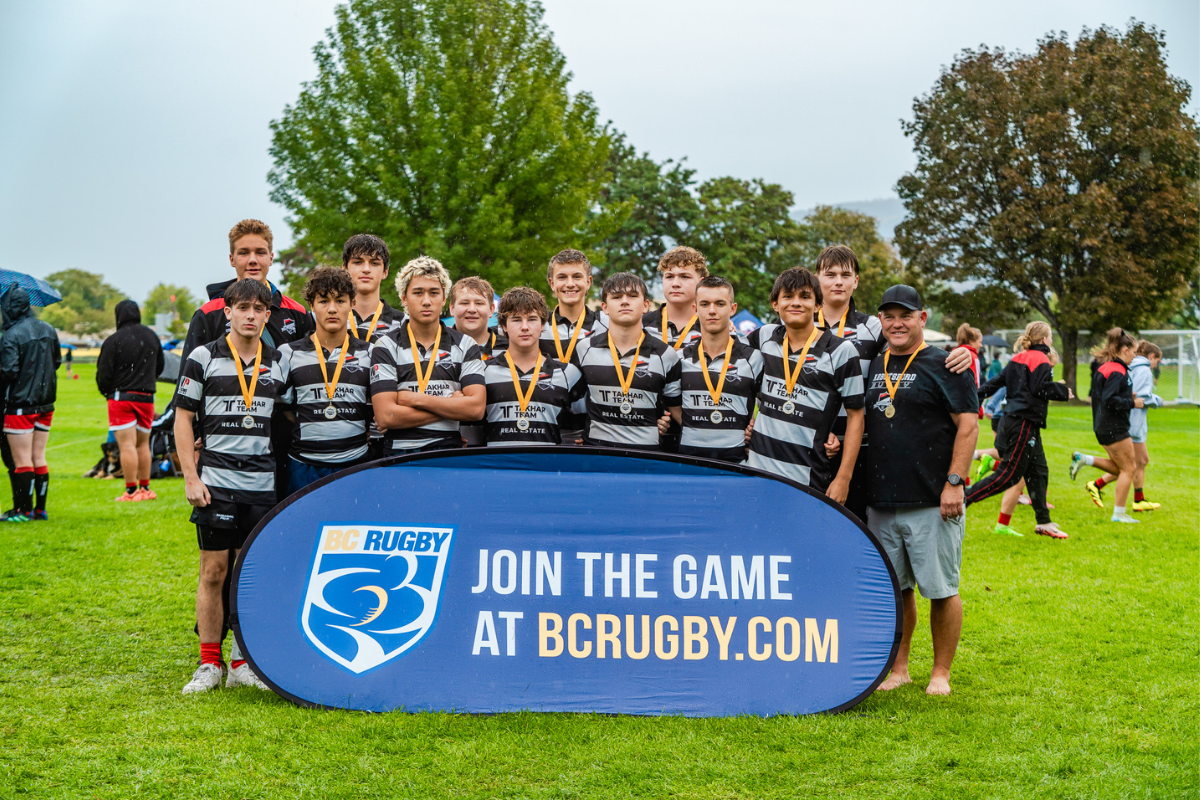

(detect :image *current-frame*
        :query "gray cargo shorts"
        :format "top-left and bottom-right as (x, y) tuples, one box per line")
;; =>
(868, 505), (964, 600)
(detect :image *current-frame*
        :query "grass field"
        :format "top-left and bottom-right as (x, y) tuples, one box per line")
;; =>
(0, 365), (1196, 799)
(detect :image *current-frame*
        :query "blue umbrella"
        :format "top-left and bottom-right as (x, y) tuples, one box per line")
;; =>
(0, 269), (63, 307)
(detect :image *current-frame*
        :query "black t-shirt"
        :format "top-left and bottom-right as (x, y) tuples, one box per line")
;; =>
(865, 346), (978, 508)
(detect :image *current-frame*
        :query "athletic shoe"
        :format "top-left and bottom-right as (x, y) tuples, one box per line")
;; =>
(1086, 481), (1104, 508)
(974, 454), (997, 483)
(1034, 522), (1069, 540)
(226, 662), (270, 690)
(1069, 451), (1085, 480)
(114, 491), (140, 502)
(135, 487), (158, 501)
(182, 663), (223, 695)
(1131, 500), (1160, 512)
(993, 523), (1024, 537)
(1, 512), (30, 522)
(31, 510), (47, 521)
(1111, 513), (1141, 524)
(1017, 494), (1056, 510)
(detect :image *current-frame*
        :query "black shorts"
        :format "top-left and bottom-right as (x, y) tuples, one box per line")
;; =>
(1095, 429), (1131, 447)
(191, 499), (273, 551)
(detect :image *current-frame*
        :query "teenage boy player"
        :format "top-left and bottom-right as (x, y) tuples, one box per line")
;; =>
(175, 279), (286, 694)
(370, 256), (486, 452)
(540, 250), (607, 443)
(279, 268), (373, 493)
(343, 234), (403, 341)
(644, 246), (705, 349)
(865, 285), (978, 697)
(482, 287), (582, 446)
(747, 268), (865, 500)
(573, 272), (681, 450)
(814, 245), (973, 521)
(670, 276), (763, 463)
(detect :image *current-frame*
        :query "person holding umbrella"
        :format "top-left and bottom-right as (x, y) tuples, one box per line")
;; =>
(0, 286), (62, 521)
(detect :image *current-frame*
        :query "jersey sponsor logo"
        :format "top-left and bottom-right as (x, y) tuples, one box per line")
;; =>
(633, 358), (652, 378)
(180, 377), (192, 390)
(872, 392), (892, 413)
(301, 524), (455, 674)
(282, 318), (297, 335)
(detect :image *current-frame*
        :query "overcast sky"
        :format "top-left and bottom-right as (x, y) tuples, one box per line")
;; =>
(1, 0), (1195, 303)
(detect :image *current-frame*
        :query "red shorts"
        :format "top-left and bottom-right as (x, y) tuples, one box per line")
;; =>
(108, 400), (154, 432)
(4, 411), (54, 434)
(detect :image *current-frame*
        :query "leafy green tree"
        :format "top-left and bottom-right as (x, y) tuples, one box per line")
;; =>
(39, 269), (124, 337)
(268, 0), (611, 303)
(143, 284), (197, 339)
(895, 22), (1200, 392)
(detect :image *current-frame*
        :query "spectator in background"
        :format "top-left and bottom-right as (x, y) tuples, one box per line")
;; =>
(0, 287), (61, 522)
(96, 300), (165, 502)
(956, 324), (983, 406)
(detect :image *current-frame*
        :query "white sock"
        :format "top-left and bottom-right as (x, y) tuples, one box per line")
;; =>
(1083, 455), (1094, 466)
(1113, 505), (1125, 516)
(230, 640), (244, 663)
(973, 450), (982, 460)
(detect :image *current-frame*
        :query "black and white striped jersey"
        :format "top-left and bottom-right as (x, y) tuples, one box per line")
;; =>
(643, 308), (702, 350)
(481, 354), (583, 446)
(175, 337), (286, 505)
(540, 307), (607, 433)
(677, 338), (764, 463)
(573, 331), (682, 450)
(350, 300), (404, 343)
(278, 337), (372, 466)
(368, 320), (486, 451)
(746, 324), (865, 490)
(815, 300), (884, 442)
(459, 327), (509, 446)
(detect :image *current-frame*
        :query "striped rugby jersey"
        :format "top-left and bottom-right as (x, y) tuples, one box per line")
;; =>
(746, 324), (865, 490)
(677, 337), (764, 463)
(459, 327), (509, 446)
(540, 307), (607, 433)
(369, 320), (486, 451)
(175, 337), (286, 505)
(350, 300), (404, 343)
(573, 330), (682, 450)
(482, 354), (582, 446)
(815, 300), (884, 443)
(642, 308), (702, 350)
(278, 336), (372, 465)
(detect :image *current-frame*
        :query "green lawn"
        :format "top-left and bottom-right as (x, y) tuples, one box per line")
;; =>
(1, 365), (1196, 799)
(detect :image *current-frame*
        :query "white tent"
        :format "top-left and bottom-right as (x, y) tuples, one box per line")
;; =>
(923, 329), (953, 342)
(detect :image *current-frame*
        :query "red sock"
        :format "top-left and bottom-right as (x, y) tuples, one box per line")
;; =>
(1095, 475), (1109, 488)
(1134, 488), (1145, 502)
(199, 643), (222, 666)
(14, 466), (32, 474)
(139, 479), (149, 488)
(34, 466), (47, 475)
(231, 659), (246, 669)
(998, 513), (1012, 526)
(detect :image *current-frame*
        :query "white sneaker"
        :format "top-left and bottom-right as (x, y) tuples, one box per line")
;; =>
(226, 662), (270, 690)
(1111, 513), (1141, 524)
(182, 663), (223, 695)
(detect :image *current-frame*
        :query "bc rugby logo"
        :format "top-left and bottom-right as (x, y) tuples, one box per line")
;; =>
(301, 524), (454, 674)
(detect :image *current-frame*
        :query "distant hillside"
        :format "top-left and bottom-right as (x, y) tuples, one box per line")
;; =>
(797, 197), (907, 240)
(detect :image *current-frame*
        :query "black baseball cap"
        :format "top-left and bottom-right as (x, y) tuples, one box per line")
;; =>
(878, 284), (923, 311)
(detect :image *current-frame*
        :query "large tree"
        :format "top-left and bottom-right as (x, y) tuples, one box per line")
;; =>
(269, 0), (612, 304)
(143, 283), (197, 339)
(895, 22), (1199, 391)
(39, 269), (124, 337)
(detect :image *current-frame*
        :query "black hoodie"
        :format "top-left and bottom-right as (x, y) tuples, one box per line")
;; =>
(96, 300), (165, 399)
(0, 287), (61, 414)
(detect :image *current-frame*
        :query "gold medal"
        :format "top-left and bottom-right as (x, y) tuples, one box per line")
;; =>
(661, 307), (697, 350)
(551, 308), (586, 363)
(608, 332), (644, 415)
(505, 351), (543, 433)
(407, 323), (443, 394)
(780, 328), (820, 413)
(226, 334), (262, 426)
(312, 332), (350, 416)
(882, 344), (926, 419)
(698, 337), (734, 425)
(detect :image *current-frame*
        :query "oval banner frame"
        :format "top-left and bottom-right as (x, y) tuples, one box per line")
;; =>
(233, 446), (901, 716)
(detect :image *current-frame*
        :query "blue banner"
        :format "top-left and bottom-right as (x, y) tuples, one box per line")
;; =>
(233, 448), (900, 716)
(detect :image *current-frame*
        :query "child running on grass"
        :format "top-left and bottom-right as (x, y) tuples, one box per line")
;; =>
(1072, 340), (1164, 513)
(1069, 328), (1143, 524)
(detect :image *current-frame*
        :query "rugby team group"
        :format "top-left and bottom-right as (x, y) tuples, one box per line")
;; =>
(0, 217), (1159, 701)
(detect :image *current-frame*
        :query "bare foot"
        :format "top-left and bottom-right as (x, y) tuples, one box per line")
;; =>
(877, 670), (912, 691)
(926, 675), (951, 696)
